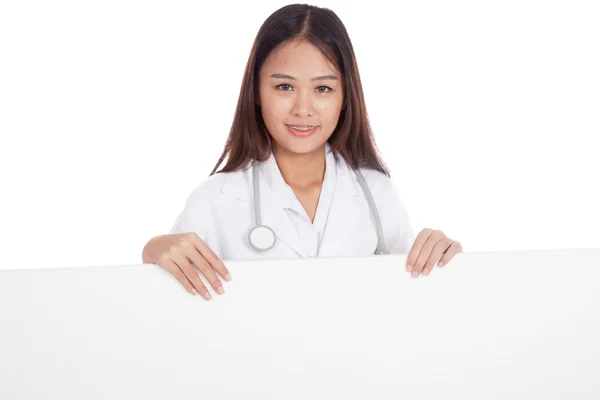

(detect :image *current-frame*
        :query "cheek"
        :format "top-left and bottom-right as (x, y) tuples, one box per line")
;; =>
(314, 96), (343, 126)
(261, 95), (290, 123)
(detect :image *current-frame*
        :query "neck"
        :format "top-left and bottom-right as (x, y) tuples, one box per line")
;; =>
(273, 144), (326, 189)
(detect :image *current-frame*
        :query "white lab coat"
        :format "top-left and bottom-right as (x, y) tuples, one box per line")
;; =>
(170, 144), (415, 261)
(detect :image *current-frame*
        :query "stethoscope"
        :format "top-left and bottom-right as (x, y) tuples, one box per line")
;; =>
(247, 160), (389, 255)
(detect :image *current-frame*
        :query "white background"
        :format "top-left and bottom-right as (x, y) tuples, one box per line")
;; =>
(1, 0), (598, 270)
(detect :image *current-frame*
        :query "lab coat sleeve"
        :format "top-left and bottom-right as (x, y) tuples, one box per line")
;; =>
(168, 183), (213, 241)
(167, 176), (226, 259)
(377, 176), (416, 254)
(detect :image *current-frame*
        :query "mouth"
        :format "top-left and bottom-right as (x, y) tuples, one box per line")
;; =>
(286, 124), (319, 137)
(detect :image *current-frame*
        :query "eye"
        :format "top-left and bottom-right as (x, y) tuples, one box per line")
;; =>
(316, 86), (332, 93)
(276, 84), (293, 91)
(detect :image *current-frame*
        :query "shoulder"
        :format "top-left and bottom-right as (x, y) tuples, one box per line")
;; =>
(349, 162), (415, 253)
(358, 166), (393, 188)
(334, 153), (407, 212)
(183, 172), (228, 206)
(184, 166), (252, 205)
(169, 168), (249, 235)
(176, 168), (248, 219)
(332, 151), (394, 188)
(357, 166), (406, 209)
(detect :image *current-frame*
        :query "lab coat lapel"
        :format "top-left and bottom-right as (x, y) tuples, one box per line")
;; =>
(317, 167), (362, 257)
(259, 182), (309, 258)
(219, 164), (308, 258)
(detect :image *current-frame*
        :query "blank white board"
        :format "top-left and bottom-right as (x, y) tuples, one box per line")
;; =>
(1, 248), (599, 399)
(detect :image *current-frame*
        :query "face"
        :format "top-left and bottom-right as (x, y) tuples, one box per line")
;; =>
(257, 39), (344, 157)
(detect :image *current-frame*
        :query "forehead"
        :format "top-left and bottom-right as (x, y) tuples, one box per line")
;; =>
(261, 39), (339, 77)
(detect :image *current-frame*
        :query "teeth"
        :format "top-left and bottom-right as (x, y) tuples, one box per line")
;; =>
(290, 125), (314, 131)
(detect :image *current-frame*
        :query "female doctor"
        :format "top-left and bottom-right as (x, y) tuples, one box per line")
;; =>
(141, 4), (463, 300)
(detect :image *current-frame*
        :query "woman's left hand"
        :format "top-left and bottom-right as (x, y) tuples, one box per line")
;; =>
(406, 228), (462, 278)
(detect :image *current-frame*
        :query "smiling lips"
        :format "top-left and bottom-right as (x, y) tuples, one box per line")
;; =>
(286, 124), (318, 137)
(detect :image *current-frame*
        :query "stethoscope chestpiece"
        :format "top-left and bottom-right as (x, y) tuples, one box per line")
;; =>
(248, 224), (276, 252)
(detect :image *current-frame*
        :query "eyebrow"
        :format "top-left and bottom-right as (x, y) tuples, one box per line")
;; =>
(270, 73), (338, 81)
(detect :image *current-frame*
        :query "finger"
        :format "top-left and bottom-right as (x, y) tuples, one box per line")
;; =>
(171, 254), (212, 300)
(412, 230), (445, 278)
(437, 241), (463, 268)
(422, 238), (454, 276)
(176, 234), (224, 294)
(406, 228), (433, 273)
(162, 259), (202, 297)
(187, 250), (225, 295)
(188, 233), (232, 281)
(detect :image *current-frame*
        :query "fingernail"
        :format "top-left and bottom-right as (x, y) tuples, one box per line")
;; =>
(423, 269), (429, 276)
(192, 289), (198, 295)
(217, 286), (224, 294)
(225, 273), (232, 281)
(438, 262), (444, 268)
(411, 271), (419, 278)
(205, 292), (212, 300)
(406, 264), (412, 272)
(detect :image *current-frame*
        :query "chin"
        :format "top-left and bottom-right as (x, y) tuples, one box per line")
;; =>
(274, 136), (329, 156)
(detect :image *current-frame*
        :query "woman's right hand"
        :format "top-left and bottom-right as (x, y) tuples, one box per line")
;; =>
(142, 233), (231, 300)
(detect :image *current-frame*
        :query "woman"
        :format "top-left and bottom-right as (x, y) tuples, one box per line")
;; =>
(142, 4), (462, 300)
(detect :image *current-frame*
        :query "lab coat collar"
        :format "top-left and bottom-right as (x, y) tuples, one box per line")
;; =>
(315, 154), (364, 257)
(219, 142), (365, 257)
(219, 142), (365, 202)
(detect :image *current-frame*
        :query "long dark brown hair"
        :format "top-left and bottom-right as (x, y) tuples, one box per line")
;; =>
(209, 3), (390, 177)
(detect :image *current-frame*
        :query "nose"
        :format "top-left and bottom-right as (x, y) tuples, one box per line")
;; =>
(291, 90), (314, 117)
